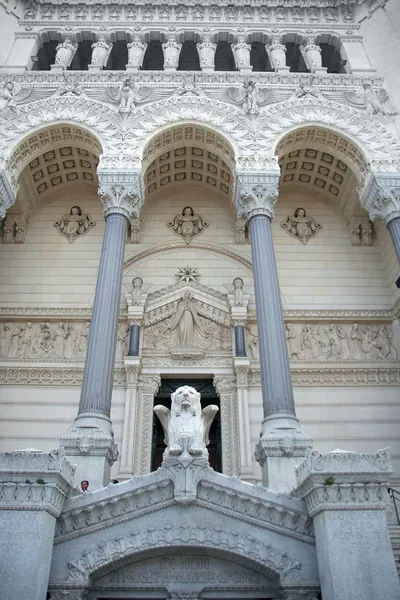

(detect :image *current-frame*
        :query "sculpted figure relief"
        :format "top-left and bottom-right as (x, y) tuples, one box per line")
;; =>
(90, 37), (112, 68)
(281, 208), (322, 245)
(127, 37), (147, 70)
(54, 206), (95, 243)
(54, 38), (78, 69)
(154, 385), (219, 461)
(165, 291), (210, 347)
(168, 207), (208, 245)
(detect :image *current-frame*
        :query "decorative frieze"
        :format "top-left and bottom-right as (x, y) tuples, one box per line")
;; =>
(249, 368), (400, 387)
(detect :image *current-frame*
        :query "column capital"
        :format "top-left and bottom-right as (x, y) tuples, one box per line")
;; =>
(0, 169), (17, 218)
(235, 171), (280, 220)
(360, 172), (400, 225)
(97, 169), (143, 219)
(295, 448), (392, 517)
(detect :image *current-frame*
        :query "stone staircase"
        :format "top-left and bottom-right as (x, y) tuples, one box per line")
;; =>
(389, 523), (400, 577)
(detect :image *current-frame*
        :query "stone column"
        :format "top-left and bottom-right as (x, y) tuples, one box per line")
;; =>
(296, 448), (400, 600)
(133, 374), (161, 475)
(0, 449), (75, 600)
(231, 37), (252, 73)
(214, 375), (240, 475)
(196, 36), (217, 71)
(226, 279), (250, 358)
(128, 324), (141, 355)
(162, 36), (182, 71)
(61, 171), (143, 490)
(300, 37), (327, 74)
(361, 173), (400, 266)
(235, 171), (312, 492)
(234, 361), (254, 478)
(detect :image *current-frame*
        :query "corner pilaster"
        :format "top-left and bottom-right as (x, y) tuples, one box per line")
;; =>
(0, 449), (75, 600)
(296, 448), (400, 600)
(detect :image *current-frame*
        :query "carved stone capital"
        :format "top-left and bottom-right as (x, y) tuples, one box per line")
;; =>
(360, 173), (400, 225)
(0, 448), (75, 517)
(295, 448), (392, 517)
(235, 171), (280, 220)
(0, 169), (17, 218)
(97, 170), (143, 218)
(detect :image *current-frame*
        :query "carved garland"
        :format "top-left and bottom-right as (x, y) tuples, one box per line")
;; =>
(64, 525), (303, 584)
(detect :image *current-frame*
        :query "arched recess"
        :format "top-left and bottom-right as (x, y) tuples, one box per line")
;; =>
(2, 121), (104, 237)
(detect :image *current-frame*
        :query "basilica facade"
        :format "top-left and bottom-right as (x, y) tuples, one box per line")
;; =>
(0, 0), (400, 599)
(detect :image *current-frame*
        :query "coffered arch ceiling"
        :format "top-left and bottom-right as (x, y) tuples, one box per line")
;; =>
(276, 126), (368, 216)
(142, 124), (235, 204)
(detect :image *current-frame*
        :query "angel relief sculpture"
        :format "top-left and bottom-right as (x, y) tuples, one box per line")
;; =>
(0, 81), (54, 114)
(281, 208), (322, 245)
(328, 83), (397, 117)
(54, 206), (95, 243)
(86, 78), (174, 113)
(168, 207), (208, 245)
(205, 81), (292, 115)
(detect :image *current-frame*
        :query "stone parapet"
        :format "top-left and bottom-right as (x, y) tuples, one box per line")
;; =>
(0, 448), (75, 517)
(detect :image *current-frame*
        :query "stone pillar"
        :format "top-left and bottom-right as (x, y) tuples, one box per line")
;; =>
(61, 171), (143, 490)
(226, 278), (250, 358)
(128, 324), (141, 356)
(162, 36), (182, 71)
(133, 374), (161, 475)
(126, 36), (147, 72)
(235, 171), (312, 492)
(266, 38), (290, 74)
(214, 375), (240, 475)
(296, 448), (400, 600)
(196, 36), (217, 71)
(234, 360), (254, 478)
(360, 173), (400, 267)
(119, 358), (140, 477)
(231, 37), (252, 73)
(300, 37), (327, 74)
(0, 449), (75, 600)
(234, 325), (246, 356)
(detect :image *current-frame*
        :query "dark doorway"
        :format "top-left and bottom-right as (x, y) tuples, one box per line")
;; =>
(151, 378), (222, 472)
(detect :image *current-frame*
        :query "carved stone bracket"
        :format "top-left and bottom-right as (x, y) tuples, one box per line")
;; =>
(235, 171), (280, 220)
(97, 169), (143, 218)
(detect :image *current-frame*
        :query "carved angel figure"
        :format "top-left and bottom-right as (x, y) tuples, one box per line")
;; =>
(90, 37), (112, 68)
(345, 84), (397, 116)
(0, 81), (18, 111)
(168, 206), (208, 244)
(281, 208), (322, 245)
(127, 37), (147, 69)
(54, 38), (77, 69)
(154, 385), (219, 461)
(224, 277), (248, 306)
(54, 206), (95, 243)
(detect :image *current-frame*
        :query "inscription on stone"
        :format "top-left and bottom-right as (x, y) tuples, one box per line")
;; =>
(327, 512), (384, 542)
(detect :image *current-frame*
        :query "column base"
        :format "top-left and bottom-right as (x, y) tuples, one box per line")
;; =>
(60, 413), (118, 491)
(255, 414), (313, 493)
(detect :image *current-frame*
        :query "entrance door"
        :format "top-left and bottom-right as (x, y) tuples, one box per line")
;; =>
(151, 378), (222, 472)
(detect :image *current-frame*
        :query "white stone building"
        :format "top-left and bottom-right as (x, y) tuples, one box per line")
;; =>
(0, 0), (400, 598)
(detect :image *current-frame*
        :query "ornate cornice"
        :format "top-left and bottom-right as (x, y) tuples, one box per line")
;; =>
(0, 367), (127, 386)
(249, 368), (400, 387)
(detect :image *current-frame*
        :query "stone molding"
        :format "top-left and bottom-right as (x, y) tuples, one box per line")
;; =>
(361, 173), (400, 224)
(0, 169), (16, 218)
(64, 525), (303, 585)
(235, 171), (281, 220)
(1, 366), (399, 387)
(295, 448), (392, 517)
(0, 448), (75, 517)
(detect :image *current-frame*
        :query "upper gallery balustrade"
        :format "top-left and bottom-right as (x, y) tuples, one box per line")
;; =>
(32, 32), (347, 74)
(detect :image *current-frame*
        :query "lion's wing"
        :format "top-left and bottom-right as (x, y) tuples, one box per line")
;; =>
(202, 405), (219, 446)
(154, 405), (171, 447)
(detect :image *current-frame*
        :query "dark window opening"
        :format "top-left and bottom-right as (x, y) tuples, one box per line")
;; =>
(250, 42), (272, 72)
(215, 41), (236, 71)
(35, 41), (57, 70)
(105, 40), (128, 70)
(69, 40), (92, 70)
(320, 43), (346, 73)
(151, 378), (222, 472)
(285, 42), (307, 72)
(143, 40), (164, 70)
(178, 40), (201, 71)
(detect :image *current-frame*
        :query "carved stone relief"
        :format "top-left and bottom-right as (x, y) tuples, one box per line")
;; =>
(281, 208), (322, 245)
(143, 292), (231, 353)
(54, 206), (95, 243)
(245, 322), (398, 362)
(347, 216), (373, 246)
(168, 207), (208, 244)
